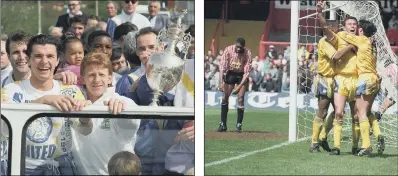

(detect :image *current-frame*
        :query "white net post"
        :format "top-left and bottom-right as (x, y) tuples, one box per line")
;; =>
(289, 1), (300, 142)
(329, 3), (336, 20)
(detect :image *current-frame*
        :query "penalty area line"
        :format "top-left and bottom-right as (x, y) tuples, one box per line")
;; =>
(204, 137), (310, 167)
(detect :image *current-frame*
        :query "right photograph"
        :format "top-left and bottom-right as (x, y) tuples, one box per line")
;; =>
(204, 0), (398, 175)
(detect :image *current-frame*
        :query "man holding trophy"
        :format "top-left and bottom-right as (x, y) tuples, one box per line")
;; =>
(125, 10), (195, 175)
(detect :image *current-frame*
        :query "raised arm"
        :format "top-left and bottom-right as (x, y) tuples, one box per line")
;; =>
(332, 45), (356, 61)
(317, 0), (335, 42)
(319, 35), (356, 61)
(337, 32), (365, 47)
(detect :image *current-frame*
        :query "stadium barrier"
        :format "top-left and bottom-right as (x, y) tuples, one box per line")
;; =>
(204, 91), (397, 114)
(1, 104), (194, 175)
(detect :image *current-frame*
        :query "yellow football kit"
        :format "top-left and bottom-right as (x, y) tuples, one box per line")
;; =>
(338, 32), (379, 96)
(314, 37), (336, 99)
(329, 32), (358, 102)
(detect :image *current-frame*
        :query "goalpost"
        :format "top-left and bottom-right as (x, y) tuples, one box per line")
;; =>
(289, 1), (398, 147)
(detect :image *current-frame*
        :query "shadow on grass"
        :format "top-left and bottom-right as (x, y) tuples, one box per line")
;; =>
(337, 151), (398, 158)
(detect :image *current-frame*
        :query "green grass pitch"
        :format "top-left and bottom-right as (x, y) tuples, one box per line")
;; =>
(204, 109), (398, 175)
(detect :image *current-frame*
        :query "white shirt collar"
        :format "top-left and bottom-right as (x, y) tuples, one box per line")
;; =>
(1, 64), (12, 75)
(140, 65), (146, 75)
(149, 15), (157, 27)
(69, 11), (83, 18)
(121, 10), (136, 21)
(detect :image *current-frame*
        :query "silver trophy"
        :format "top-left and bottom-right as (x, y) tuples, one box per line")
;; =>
(146, 9), (193, 106)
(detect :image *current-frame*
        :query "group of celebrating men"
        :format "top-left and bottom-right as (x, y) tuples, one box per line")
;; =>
(310, 0), (396, 156)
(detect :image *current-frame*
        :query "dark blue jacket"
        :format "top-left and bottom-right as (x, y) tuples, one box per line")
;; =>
(129, 76), (184, 175)
(115, 66), (141, 97)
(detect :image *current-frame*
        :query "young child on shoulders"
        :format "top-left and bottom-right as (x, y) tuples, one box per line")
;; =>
(56, 36), (85, 86)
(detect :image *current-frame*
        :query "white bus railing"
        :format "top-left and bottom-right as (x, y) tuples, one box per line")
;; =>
(1, 103), (194, 175)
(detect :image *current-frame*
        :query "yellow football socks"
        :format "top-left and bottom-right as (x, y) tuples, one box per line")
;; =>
(359, 119), (371, 148)
(368, 112), (381, 138)
(333, 119), (343, 149)
(319, 112), (334, 141)
(351, 122), (360, 148)
(312, 116), (324, 143)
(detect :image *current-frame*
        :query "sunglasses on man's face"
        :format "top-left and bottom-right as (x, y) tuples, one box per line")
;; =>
(125, 0), (138, 4)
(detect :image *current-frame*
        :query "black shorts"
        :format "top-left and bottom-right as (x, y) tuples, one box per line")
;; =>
(224, 71), (244, 85)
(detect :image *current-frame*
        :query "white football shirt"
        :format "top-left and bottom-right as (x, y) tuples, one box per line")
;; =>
(1, 79), (84, 169)
(71, 87), (140, 175)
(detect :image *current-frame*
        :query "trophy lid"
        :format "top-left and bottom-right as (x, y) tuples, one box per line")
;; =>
(156, 9), (192, 60)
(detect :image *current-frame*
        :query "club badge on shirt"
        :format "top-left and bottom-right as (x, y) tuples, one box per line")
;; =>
(230, 62), (241, 70)
(60, 87), (77, 98)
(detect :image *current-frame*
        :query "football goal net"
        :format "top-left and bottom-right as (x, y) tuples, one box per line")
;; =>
(289, 0), (398, 147)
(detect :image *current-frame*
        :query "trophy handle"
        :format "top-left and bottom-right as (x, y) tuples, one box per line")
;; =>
(176, 9), (188, 27)
(179, 33), (193, 61)
(157, 28), (168, 46)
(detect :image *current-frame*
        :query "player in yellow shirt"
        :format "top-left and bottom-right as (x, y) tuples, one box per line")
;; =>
(309, 20), (353, 152)
(309, 37), (336, 153)
(337, 20), (383, 156)
(316, 0), (360, 155)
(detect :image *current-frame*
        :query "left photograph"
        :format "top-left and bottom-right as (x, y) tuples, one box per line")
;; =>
(0, 0), (194, 175)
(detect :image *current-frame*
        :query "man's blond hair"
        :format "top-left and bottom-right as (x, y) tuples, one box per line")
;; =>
(108, 151), (141, 175)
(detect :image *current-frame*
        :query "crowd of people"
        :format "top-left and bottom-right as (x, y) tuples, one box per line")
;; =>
(205, 44), (317, 94)
(1, 0), (195, 175)
(205, 1), (398, 95)
(378, 0), (398, 46)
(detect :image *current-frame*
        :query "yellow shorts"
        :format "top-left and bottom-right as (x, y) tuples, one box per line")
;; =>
(334, 74), (358, 102)
(356, 73), (380, 96)
(313, 74), (334, 99)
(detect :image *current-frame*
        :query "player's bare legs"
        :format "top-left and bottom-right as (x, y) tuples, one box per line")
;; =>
(356, 94), (373, 156)
(218, 83), (234, 132)
(235, 84), (246, 133)
(330, 93), (347, 155)
(310, 95), (333, 152)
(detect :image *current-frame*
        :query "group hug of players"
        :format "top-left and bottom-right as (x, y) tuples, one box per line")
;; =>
(310, 0), (396, 156)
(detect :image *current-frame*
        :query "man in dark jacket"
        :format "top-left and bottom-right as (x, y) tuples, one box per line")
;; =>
(148, 1), (170, 32)
(55, 1), (88, 33)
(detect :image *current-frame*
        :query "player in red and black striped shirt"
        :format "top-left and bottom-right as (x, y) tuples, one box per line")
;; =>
(217, 38), (252, 132)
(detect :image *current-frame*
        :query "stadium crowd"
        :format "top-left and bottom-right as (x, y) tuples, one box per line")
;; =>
(377, 0), (398, 46)
(205, 1), (398, 94)
(1, 0), (194, 175)
(205, 44), (317, 94)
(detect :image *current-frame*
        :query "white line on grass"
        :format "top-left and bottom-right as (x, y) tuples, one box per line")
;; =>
(207, 151), (246, 154)
(205, 137), (310, 167)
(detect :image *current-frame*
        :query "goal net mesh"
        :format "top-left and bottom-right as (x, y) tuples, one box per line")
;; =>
(297, 0), (398, 147)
